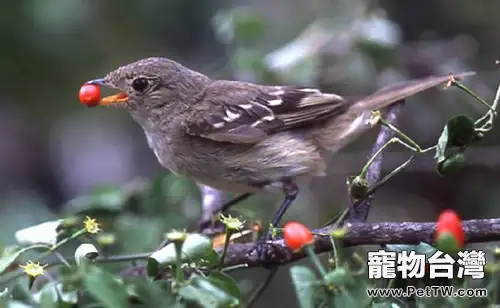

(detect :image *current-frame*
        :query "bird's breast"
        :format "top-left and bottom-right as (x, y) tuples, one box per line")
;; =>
(143, 131), (183, 176)
(143, 128), (326, 193)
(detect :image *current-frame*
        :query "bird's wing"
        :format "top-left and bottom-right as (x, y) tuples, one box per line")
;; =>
(183, 85), (348, 144)
(183, 71), (476, 144)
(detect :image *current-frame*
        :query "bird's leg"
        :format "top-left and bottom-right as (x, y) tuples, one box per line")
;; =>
(220, 193), (253, 213)
(268, 182), (298, 232)
(257, 180), (299, 259)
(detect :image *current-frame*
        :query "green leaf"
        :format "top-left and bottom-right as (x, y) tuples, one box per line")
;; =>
(143, 173), (197, 219)
(8, 300), (38, 308)
(148, 233), (213, 267)
(447, 115), (476, 147)
(59, 266), (83, 294)
(200, 249), (221, 267)
(0, 192), (55, 246)
(33, 281), (78, 306)
(179, 275), (236, 308)
(207, 272), (242, 302)
(116, 215), (163, 253)
(0, 246), (22, 275)
(437, 152), (465, 175)
(15, 220), (62, 246)
(233, 48), (265, 72)
(163, 176), (195, 206)
(290, 265), (327, 308)
(40, 291), (58, 308)
(83, 267), (128, 308)
(323, 267), (352, 286)
(65, 186), (128, 214)
(386, 242), (438, 259)
(371, 302), (402, 308)
(0, 288), (10, 307)
(332, 289), (358, 308)
(232, 9), (265, 44)
(142, 173), (170, 214)
(434, 125), (449, 164)
(179, 284), (216, 308)
(129, 279), (176, 308)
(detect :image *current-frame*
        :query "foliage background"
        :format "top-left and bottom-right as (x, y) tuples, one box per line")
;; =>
(1, 0), (500, 306)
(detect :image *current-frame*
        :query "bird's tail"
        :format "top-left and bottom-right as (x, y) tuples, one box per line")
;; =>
(312, 71), (476, 153)
(352, 71), (476, 111)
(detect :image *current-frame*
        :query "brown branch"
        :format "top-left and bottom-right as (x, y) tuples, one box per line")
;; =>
(347, 102), (404, 222)
(217, 218), (500, 268)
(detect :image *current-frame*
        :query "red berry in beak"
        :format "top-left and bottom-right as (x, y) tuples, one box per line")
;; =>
(79, 84), (101, 107)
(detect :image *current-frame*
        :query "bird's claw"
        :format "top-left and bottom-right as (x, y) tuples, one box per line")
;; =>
(255, 231), (274, 263)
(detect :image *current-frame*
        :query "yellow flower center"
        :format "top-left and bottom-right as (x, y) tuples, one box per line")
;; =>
(84, 216), (101, 234)
(19, 260), (47, 277)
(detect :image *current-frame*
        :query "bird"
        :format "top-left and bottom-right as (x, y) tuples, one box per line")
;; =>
(85, 57), (474, 255)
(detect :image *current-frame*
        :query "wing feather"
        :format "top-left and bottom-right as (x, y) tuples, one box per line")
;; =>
(184, 85), (347, 144)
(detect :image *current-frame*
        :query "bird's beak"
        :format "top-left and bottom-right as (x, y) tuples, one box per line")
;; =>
(85, 78), (129, 106)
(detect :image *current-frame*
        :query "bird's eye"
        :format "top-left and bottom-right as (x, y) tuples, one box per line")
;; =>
(132, 77), (149, 92)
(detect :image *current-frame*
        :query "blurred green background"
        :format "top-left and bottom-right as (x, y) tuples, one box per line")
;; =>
(2, 0), (500, 306)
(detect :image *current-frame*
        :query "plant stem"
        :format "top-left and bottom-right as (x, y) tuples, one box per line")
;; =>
(380, 119), (421, 151)
(360, 138), (397, 178)
(221, 263), (248, 273)
(452, 80), (496, 113)
(95, 252), (151, 263)
(45, 229), (88, 258)
(352, 153), (417, 209)
(174, 242), (184, 283)
(52, 251), (71, 267)
(321, 207), (349, 228)
(219, 230), (233, 268)
(0, 229), (89, 285)
(15, 280), (38, 306)
(350, 253), (366, 276)
(304, 245), (327, 278)
(358, 154), (417, 203)
(246, 268), (278, 308)
(475, 83), (500, 130)
(328, 235), (339, 269)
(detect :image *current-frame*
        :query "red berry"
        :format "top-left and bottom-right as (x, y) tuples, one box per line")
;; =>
(79, 84), (101, 107)
(283, 221), (313, 252)
(436, 209), (465, 248)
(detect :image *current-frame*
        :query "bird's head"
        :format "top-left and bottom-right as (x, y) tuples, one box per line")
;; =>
(85, 57), (210, 111)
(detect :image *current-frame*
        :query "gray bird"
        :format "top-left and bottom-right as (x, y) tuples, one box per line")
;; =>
(85, 57), (474, 248)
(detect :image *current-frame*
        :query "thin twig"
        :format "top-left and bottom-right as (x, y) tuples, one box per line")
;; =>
(245, 268), (278, 308)
(347, 102), (404, 222)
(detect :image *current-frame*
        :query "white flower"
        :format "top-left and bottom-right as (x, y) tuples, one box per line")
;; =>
(15, 220), (62, 246)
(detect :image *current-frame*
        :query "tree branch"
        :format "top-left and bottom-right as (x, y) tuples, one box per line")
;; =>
(217, 218), (500, 268)
(347, 102), (404, 222)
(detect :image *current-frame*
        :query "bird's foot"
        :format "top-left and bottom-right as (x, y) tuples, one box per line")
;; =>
(254, 231), (277, 266)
